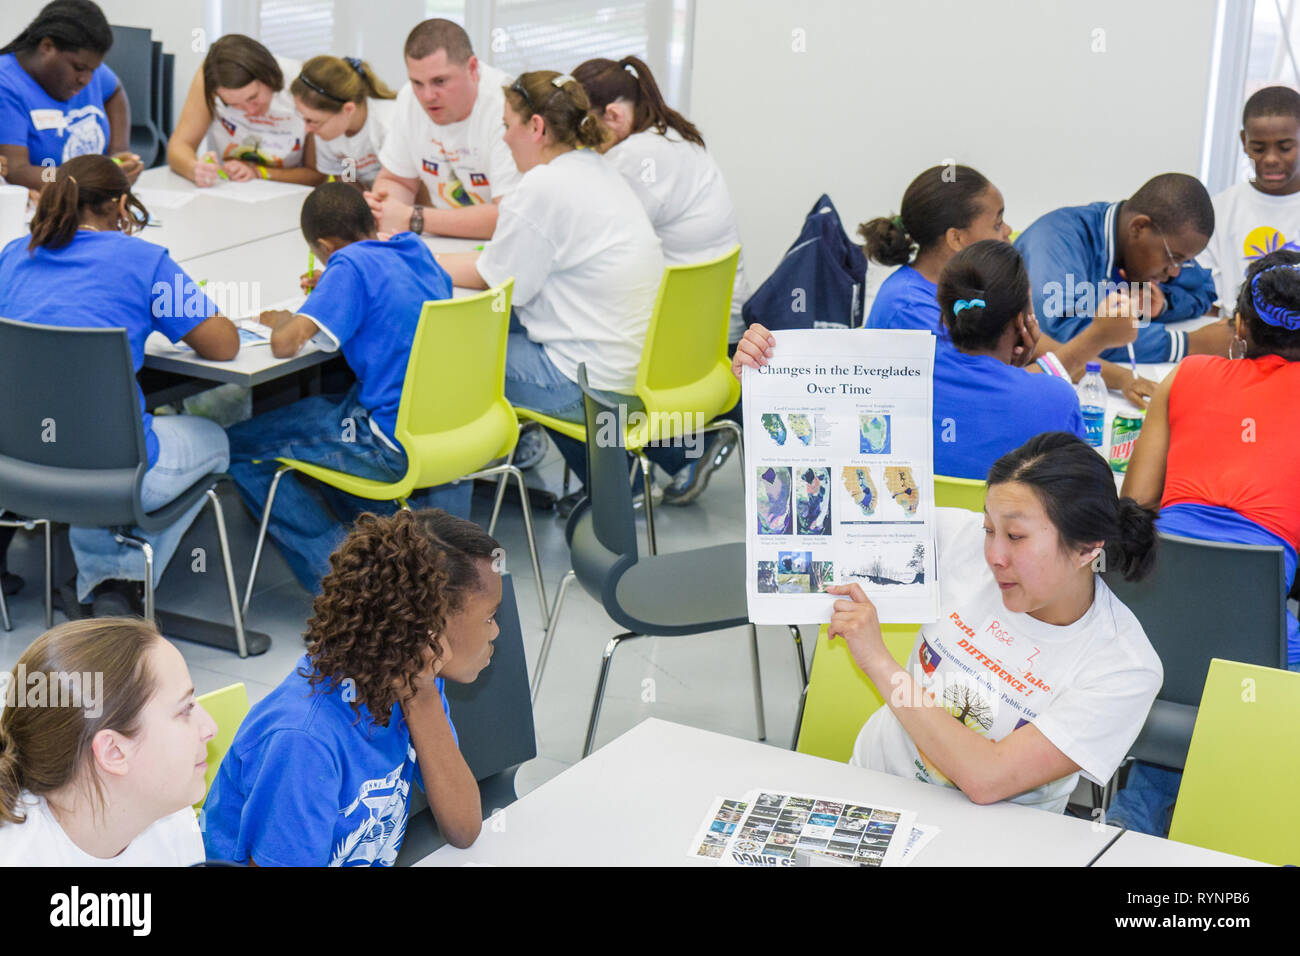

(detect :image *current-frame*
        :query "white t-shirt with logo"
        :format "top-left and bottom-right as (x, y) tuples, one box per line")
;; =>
(0, 791), (205, 866)
(605, 128), (751, 343)
(313, 97), (396, 189)
(378, 63), (520, 209)
(206, 56), (307, 169)
(1199, 179), (1300, 309)
(851, 508), (1162, 813)
(477, 148), (664, 393)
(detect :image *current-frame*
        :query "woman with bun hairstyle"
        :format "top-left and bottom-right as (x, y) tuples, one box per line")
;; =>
(737, 240), (1086, 479)
(860, 164), (1156, 409)
(1108, 247), (1300, 835)
(435, 70), (666, 492)
(829, 432), (1162, 812)
(168, 34), (324, 186)
(291, 55), (397, 190)
(0, 618), (217, 865)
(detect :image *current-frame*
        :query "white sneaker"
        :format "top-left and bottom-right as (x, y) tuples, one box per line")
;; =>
(512, 427), (550, 471)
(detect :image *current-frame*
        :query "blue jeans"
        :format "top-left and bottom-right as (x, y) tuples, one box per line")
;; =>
(226, 385), (472, 593)
(1109, 656), (1300, 835)
(70, 415), (230, 602)
(504, 331), (687, 485)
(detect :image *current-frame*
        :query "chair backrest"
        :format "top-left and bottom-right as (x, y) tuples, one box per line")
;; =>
(442, 574), (537, 781)
(0, 317), (148, 526)
(577, 364), (640, 562)
(393, 282), (518, 489)
(1168, 659), (1300, 864)
(194, 682), (250, 809)
(1103, 532), (1288, 706)
(105, 26), (163, 165)
(795, 623), (918, 761)
(635, 247), (741, 440)
(935, 475), (986, 512)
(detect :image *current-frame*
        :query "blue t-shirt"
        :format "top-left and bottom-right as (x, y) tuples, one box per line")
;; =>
(932, 338), (1085, 479)
(0, 53), (119, 165)
(0, 231), (213, 467)
(202, 655), (459, 867)
(300, 232), (453, 443)
(865, 264), (946, 336)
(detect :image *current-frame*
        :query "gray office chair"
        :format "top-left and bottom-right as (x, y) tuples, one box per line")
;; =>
(105, 25), (164, 167)
(532, 365), (805, 757)
(396, 573), (538, 865)
(1102, 531), (1288, 799)
(0, 317), (258, 655)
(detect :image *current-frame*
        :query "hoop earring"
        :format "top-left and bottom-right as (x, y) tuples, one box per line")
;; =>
(1229, 333), (1248, 360)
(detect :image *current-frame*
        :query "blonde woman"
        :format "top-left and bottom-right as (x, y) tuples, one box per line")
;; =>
(291, 55), (397, 190)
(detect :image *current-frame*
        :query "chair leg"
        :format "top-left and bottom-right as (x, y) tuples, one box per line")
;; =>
(241, 465), (291, 617)
(583, 632), (635, 758)
(789, 625), (808, 688)
(791, 683), (810, 751)
(532, 569), (574, 702)
(488, 444), (516, 536)
(0, 568), (10, 632)
(562, 462), (571, 497)
(636, 452), (657, 556)
(115, 533), (157, 622)
(465, 463), (549, 629)
(206, 488), (250, 659)
(749, 623), (767, 742)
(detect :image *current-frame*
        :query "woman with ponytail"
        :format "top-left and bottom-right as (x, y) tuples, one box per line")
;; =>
(1107, 247), (1300, 836)
(0, 154), (240, 616)
(823, 431), (1162, 813)
(291, 56), (397, 190)
(737, 240), (1087, 479)
(435, 71), (669, 497)
(0, 619), (216, 865)
(168, 34), (324, 187)
(860, 164), (1156, 409)
(0, 0), (141, 191)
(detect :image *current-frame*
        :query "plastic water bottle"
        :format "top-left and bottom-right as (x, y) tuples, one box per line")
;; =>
(1078, 361), (1106, 448)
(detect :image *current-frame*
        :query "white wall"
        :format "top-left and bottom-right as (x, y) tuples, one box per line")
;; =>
(690, 0), (1221, 282)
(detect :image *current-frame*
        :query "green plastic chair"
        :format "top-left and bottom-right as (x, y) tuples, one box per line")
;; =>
(935, 474), (986, 512)
(1167, 659), (1300, 864)
(194, 682), (249, 810)
(515, 246), (742, 555)
(242, 281), (551, 626)
(793, 623), (919, 760)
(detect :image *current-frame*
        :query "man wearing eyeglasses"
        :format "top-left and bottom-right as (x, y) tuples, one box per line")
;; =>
(1016, 172), (1235, 366)
(364, 18), (520, 240)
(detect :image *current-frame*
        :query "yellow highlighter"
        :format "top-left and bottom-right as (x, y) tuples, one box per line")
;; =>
(204, 154), (230, 181)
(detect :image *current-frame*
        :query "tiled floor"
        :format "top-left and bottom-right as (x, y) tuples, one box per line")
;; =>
(0, 442), (810, 799)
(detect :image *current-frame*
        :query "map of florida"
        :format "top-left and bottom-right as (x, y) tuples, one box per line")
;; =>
(885, 466), (920, 515)
(761, 414), (788, 445)
(841, 467), (878, 517)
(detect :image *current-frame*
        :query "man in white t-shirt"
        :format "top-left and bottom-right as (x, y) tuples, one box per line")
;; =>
(364, 19), (520, 240)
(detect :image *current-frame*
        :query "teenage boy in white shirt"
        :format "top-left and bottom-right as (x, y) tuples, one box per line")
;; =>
(364, 18), (519, 240)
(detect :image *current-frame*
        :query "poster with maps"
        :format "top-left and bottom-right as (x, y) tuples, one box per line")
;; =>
(744, 329), (938, 625)
(719, 789), (918, 867)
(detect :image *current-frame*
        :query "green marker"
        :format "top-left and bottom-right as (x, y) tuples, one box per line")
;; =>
(476, 244), (484, 251)
(308, 250), (315, 279)
(204, 154), (229, 181)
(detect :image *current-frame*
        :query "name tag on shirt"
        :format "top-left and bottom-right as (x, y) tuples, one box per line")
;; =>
(30, 109), (64, 131)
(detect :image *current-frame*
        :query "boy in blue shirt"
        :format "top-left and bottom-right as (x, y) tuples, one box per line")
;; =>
(225, 182), (472, 593)
(1015, 173), (1234, 363)
(203, 509), (498, 865)
(0, 1), (142, 190)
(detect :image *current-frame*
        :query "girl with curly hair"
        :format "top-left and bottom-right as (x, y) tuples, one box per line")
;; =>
(202, 508), (501, 866)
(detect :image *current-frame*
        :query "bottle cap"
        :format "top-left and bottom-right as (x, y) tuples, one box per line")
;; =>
(1086, 361), (1101, 373)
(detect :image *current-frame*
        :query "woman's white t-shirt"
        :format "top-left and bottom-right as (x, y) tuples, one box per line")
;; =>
(851, 508), (1162, 813)
(1198, 179), (1300, 309)
(206, 56), (307, 169)
(606, 128), (751, 342)
(313, 97), (396, 189)
(477, 148), (664, 393)
(0, 791), (205, 866)
(379, 63), (520, 208)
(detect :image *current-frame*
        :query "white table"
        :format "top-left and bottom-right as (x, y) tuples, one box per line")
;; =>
(1093, 829), (1268, 867)
(418, 718), (1125, 867)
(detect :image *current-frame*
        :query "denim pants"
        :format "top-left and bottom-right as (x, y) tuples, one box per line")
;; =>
(226, 384), (472, 593)
(503, 331), (687, 485)
(1108, 656), (1300, 835)
(70, 414), (230, 602)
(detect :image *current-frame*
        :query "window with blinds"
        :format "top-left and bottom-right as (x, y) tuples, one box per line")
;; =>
(259, 0), (336, 62)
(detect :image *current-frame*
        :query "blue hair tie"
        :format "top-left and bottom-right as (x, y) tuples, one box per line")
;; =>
(952, 298), (986, 317)
(344, 56), (366, 78)
(1250, 265), (1300, 330)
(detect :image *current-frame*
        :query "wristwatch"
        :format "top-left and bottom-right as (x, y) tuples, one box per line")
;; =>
(409, 204), (425, 235)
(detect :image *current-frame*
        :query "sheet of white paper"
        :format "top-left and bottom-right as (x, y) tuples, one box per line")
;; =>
(743, 328), (939, 625)
(899, 823), (940, 865)
(205, 179), (311, 203)
(133, 188), (200, 211)
(232, 295), (308, 322)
